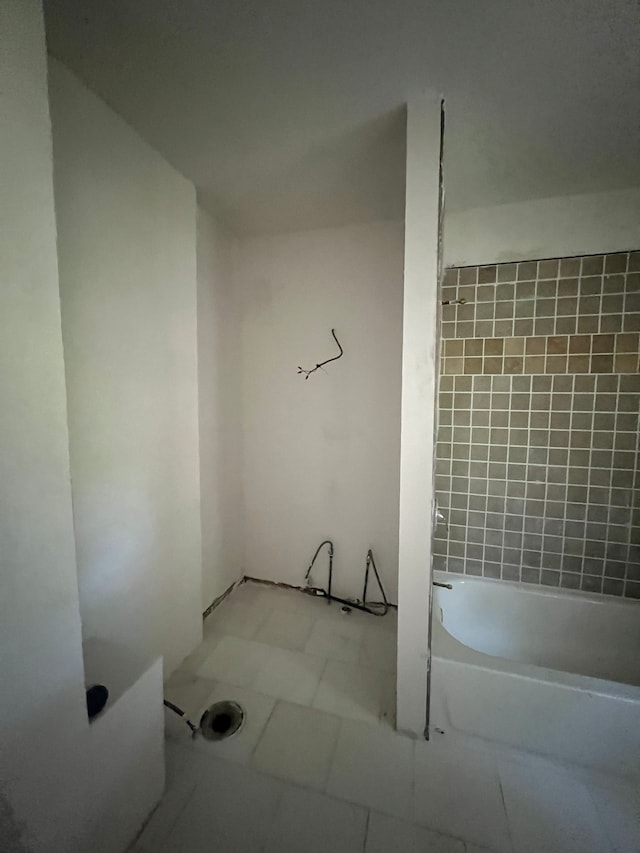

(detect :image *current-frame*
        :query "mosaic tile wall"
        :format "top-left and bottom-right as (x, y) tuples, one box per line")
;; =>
(434, 251), (640, 599)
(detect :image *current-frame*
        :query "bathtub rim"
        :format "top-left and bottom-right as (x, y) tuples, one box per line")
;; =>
(433, 569), (640, 612)
(431, 571), (640, 700)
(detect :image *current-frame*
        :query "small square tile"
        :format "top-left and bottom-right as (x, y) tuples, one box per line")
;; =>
(253, 647), (326, 704)
(614, 353), (638, 373)
(581, 255), (604, 276)
(615, 332), (639, 352)
(518, 261), (538, 280)
(547, 335), (568, 354)
(503, 357), (523, 374)
(483, 338), (503, 356)
(327, 719), (414, 819)
(444, 339), (464, 357)
(538, 258), (559, 278)
(497, 263), (517, 282)
(266, 787), (367, 853)
(252, 702), (340, 788)
(504, 336), (524, 355)
(560, 257), (581, 277)
(478, 265), (497, 283)
(483, 356), (503, 374)
(604, 252), (628, 274)
(569, 335), (591, 354)
(459, 267), (478, 285)
(591, 354), (613, 373)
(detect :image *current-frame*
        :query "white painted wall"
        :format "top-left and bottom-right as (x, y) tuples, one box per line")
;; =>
(49, 59), (202, 676)
(0, 4), (88, 849)
(237, 221), (405, 601)
(444, 186), (640, 267)
(396, 96), (442, 737)
(197, 207), (244, 609)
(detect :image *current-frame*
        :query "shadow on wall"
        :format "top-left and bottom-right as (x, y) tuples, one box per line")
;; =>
(199, 107), (407, 236)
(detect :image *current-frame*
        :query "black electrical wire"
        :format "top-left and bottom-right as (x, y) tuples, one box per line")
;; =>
(163, 699), (199, 737)
(298, 329), (344, 379)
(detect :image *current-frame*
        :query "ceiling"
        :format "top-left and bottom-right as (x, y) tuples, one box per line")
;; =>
(44, 0), (640, 236)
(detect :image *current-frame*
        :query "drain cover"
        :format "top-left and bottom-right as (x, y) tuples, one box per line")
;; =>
(199, 700), (245, 741)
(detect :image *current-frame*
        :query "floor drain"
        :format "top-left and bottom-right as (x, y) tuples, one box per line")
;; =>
(199, 700), (245, 741)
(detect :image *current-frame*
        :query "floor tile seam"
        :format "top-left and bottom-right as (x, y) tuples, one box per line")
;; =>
(248, 695), (281, 766)
(564, 772), (617, 853)
(497, 776), (516, 853)
(308, 655), (332, 708)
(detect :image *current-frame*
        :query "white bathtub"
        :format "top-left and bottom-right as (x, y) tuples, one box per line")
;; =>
(430, 573), (640, 777)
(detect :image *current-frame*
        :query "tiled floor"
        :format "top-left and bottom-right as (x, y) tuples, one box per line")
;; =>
(136, 581), (640, 853)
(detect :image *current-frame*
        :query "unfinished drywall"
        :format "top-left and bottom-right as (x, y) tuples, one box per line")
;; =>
(236, 221), (404, 601)
(49, 59), (202, 676)
(396, 95), (442, 737)
(197, 207), (244, 609)
(0, 3), (87, 848)
(444, 187), (640, 267)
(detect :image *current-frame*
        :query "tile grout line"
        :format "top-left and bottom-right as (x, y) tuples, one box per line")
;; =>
(497, 774), (516, 853)
(361, 808), (370, 853)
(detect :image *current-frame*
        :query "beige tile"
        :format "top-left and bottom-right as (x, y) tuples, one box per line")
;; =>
(615, 332), (639, 352)
(592, 333), (615, 353)
(484, 338), (504, 356)
(547, 335), (568, 354)
(614, 353), (638, 373)
(504, 336), (524, 355)
(591, 354), (613, 373)
(252, 702), (340, 788)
